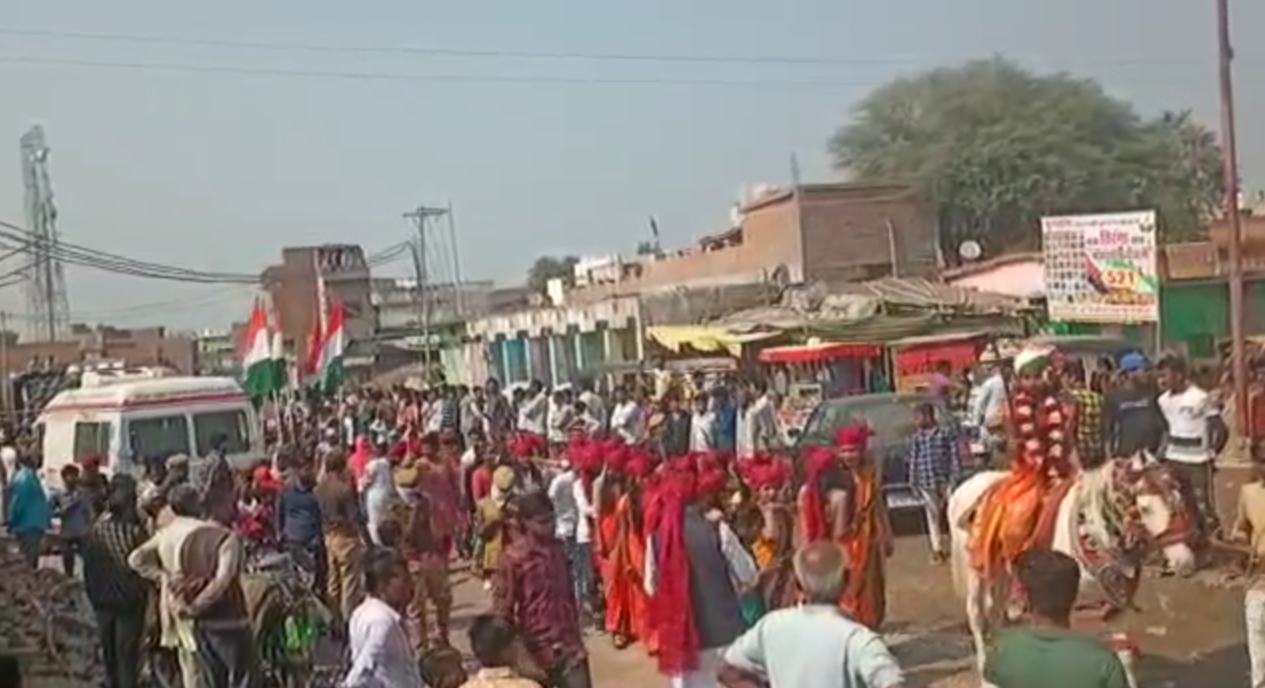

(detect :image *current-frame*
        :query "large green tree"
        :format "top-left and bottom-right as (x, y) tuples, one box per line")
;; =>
(828, 57), (1223, 256)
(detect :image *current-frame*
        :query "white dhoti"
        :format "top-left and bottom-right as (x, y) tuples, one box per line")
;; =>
(668, 647), (725, 688)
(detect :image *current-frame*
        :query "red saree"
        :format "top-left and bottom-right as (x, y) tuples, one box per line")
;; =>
(603, 494), (653, 648)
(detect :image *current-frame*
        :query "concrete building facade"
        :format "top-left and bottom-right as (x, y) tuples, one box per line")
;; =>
(563, 181), (937, 306)
(1, 326), (197, 376)
(262, 244), (377, 376)
(464, 180), (936, 385)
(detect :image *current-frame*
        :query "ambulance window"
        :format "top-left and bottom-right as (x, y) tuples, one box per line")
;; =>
(72, 422), (111, 461)
(194, 410), (251, 456)
(127, 416), (190, 463)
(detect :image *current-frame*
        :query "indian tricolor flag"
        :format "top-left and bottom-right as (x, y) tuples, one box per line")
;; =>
(314, 300), (346, 395)
(241, 300), (282, 400)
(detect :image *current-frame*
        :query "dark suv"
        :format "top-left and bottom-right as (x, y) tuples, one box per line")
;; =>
(792, 392), (960, 511)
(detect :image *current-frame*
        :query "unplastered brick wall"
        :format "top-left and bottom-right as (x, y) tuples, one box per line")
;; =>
(798, 184), (938, 286)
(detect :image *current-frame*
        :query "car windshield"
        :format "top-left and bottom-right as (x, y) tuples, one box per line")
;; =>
(800, 395), (945, 447)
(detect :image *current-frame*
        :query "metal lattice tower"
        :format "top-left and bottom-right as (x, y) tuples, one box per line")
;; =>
(19, 125), (71, 342)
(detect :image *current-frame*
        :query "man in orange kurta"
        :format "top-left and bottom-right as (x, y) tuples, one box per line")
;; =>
(798, 425), (893, 630)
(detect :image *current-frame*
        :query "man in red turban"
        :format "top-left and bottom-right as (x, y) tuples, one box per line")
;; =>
(796, 424), (892, 630)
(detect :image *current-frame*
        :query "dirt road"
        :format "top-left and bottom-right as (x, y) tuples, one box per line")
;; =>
(446, 466), (1254, 687)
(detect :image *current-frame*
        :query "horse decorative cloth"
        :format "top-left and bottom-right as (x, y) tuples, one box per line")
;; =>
(949, 457), (1196, 677)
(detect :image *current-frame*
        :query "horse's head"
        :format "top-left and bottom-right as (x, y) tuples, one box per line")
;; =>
(1109, 455), (1197, 575)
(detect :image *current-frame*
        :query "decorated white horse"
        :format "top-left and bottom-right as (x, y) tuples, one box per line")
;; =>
(948, 455), (1196, 676)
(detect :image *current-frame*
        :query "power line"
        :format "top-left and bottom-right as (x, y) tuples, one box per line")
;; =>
(0, 55), (888, 88)
(1, 285), (253, 321)
(0, 26), (1230, 68)
(0, 219), (409, 285)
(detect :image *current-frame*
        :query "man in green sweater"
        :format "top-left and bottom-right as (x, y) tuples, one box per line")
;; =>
(984, 548), (1132, 688)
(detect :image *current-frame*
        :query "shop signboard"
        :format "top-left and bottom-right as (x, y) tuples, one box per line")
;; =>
(1040, 211), (1159, 323)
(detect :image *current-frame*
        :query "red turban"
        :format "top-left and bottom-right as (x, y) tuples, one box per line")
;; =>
(605, 446), (630, 475)
(741, 454), (789, 490)
(574, 445), (602, 476)
(695, 468), (727, 500)
(626, 454), (652, 479)
(834, 424), (871, 453)
(799, 446), (837, 542)
(252, 465), (283, 493)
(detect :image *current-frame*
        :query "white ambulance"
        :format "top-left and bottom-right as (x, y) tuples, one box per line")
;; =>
(37, 374), (264, 488)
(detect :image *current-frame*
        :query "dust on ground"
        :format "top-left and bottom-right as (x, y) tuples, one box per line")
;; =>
(448, 466), (1254, 687)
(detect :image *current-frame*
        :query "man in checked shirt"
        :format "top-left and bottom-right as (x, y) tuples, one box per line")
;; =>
(905, 402), (963, 564)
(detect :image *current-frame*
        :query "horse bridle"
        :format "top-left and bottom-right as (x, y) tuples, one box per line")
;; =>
(1120, 463), (1195, 549)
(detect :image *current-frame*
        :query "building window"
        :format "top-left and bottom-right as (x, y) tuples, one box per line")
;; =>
(72, 421), (112, 462)
(127, 416), (190, 462)
(193, 410), (252, 455)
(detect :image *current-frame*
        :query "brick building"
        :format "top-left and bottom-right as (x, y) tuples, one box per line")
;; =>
(0, 326), (196, 376)
(261, 245), (377, 375)
(565, 181), (937, 305)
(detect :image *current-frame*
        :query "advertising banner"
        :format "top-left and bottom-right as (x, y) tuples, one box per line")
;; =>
(1041, 211), (1159, 323)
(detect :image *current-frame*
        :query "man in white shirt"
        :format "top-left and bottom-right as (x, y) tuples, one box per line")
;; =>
(547, 389), (576, 446)
(572, 466), (598, 621)
(1157, 355), (1222, 537)
(343, 550), (425, 688)
(577, 380), (606, 434)
(690, 394), (716, 452)
(719, 541), (906, 688)
(609, 387), (644, 445)
(547, 460), (594, 617)
(517, 380), (549, 436)
(738, 382), (782, 459)
(128, 485), (246, 688)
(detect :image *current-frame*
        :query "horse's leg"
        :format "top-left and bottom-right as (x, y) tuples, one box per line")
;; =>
(965, 568), (989, 676)
(987, 571), (1010, 633)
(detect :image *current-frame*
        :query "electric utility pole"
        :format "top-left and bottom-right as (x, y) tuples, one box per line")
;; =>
(1217, 0), (1247, 436)
(402, 205), (450, 366)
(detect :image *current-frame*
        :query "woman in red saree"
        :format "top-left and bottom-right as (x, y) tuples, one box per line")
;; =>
(798, 425), (893, 630)
(602, 451), (654, 650)
(593, 444), (626, 629)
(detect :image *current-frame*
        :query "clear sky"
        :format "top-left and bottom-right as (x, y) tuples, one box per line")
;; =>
(0, 0), (1261, 332)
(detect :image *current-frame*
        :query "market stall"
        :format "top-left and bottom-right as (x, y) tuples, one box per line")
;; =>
(758, 339), (885, 430)
(889, 330), (989, 393)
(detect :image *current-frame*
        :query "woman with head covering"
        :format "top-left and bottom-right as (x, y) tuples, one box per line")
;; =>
(600, 448), (654, 650)
(363, 454), (400, 546)
(797, 425), (893, 630)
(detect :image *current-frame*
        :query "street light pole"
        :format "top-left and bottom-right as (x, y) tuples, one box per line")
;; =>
(1216, 0), (1247, 436)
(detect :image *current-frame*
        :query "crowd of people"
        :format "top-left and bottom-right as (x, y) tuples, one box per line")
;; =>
(0, 344), (1243, 688)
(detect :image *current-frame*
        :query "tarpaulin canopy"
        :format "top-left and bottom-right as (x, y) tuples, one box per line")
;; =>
(758, 341), (882, 364)
(889, 330), (989, 378)
(646, 325), (780, 357)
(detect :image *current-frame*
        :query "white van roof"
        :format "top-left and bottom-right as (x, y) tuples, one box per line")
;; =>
(40, 376), (249, 416)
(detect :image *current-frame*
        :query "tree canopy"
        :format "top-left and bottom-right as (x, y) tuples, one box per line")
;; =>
(527, 255), (580, 293)
(828, 57), (1223, 256)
